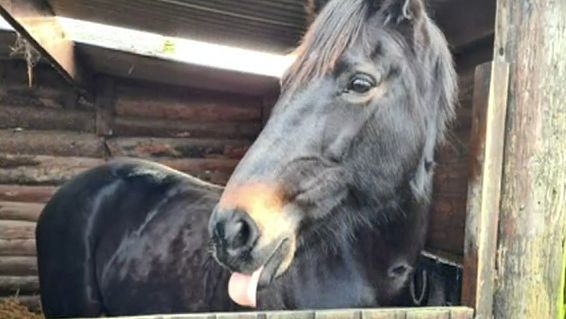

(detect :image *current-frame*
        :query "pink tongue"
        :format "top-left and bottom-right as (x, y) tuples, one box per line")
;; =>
(228, 266), (264, 308)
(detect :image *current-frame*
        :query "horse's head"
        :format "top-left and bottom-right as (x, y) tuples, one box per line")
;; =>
(209, 0), (457, 292)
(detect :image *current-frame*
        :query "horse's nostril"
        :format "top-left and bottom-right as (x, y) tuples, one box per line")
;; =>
(210, 208), (258, 253)
(225, 218), (252, 250)
(213, 221), (225, 240)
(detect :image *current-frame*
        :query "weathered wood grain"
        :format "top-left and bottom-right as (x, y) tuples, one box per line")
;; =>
(113, 116), (261, 140)
(314, 309), (360, 319)
(425, 51), (492, 257)
(0, 59), (82, 110)
(0, 130), (104, 158)
(0, 0), (94, 98)
(0, 220), (35, 240)
(0, 105), (95, 132)
(0, 256), (37, 276)
(115, 84), (262, 122)
(0, 239), (35, 256)
(266, 310), (314, 319)
(105, 137), (251, 160)
(361, 308), (407, 319)
(0, 154), (104, 185)
(492, 1), (566, 318)
(0, 275), (39, 294)
(405, 308), (450, 319)
(155, 158), (238, 185)
(427, 128), (470, 258)
(61, 307), (473, 319)
(441, 307), (475, 319)
(461, 61), (509, 317)
(0, 201), (43, 222)
(95, 75), (116, 137)
(216, 313), (258, 319)
(0, 185), (56, 203)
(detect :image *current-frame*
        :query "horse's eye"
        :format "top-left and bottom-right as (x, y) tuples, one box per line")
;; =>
(346, 74), (376, 94)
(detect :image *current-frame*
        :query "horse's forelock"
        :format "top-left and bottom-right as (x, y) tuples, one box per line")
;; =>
(281, 0), (369, 90)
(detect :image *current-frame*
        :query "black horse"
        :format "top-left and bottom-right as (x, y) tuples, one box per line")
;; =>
(35, 0), (458, 317)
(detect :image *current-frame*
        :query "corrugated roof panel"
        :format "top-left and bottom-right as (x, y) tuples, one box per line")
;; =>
(47, 0), (308, 53)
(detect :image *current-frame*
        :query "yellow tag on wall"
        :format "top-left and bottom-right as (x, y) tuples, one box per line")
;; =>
(161, 39), (176, 54)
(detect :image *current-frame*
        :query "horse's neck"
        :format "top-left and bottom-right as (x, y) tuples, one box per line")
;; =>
(259, 233), (378, 310)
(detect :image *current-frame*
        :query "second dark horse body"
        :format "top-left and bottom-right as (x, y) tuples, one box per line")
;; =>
(35, 0), (458, 317)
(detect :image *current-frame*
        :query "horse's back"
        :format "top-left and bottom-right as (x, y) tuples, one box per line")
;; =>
(35, 158), (222, 317)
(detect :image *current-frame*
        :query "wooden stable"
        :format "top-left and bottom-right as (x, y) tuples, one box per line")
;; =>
(0, 0), (564, 318)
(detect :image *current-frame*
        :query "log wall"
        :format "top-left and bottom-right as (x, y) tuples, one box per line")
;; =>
(0, 39), (493, 310)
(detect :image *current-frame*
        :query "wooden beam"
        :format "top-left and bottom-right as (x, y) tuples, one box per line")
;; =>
(491, 0), (566, 318)
(0, 0), (93, 99)
(461, 60), (509, 318)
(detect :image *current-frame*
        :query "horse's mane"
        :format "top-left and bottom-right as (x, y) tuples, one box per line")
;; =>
(281, 0), (370, 89)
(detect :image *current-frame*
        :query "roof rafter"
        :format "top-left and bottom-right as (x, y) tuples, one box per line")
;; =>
(0, 0), (94, 100)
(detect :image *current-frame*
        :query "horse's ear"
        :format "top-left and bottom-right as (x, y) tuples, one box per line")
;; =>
(369, 0), (426, 25)
(305, 0), (331, 25)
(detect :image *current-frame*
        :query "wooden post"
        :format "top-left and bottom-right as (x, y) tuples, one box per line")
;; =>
(461, 60), (509, 319)
(491, 0), (566, 319)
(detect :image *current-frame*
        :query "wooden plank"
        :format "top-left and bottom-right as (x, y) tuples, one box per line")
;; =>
(0, 185), (56, 203)
(361, 308), (407, 319)
(95, 75), (116, 137)
(405, 308), (450, 319)
(0, 220), (35, 240)
(0, 239), (35, 256)
(0, 201), (43, 222)
(216, 313), (258, 319)
(491, 0), (566, 318)
(115, 84), (262, 122)
(155, 158), (239, 173)
(461, 61), (510, 317)
(0, 130), (105, 158)
(0, 276), (39, 294)
(26, 308), (471, 319)
(154, 158), (238, 185)
(447, 307), (475, 319)
(0, 0), (93, 99)
(425, 61), (492, 257)
(0, 60), (80, 109)
(266, 310), (314, 319)
(427, 128), (470, 257)
(0, 256), (37, 276)
(113, 116), (261, 140)
(0, 154), (104, 185)
(315, 309), (360, 319)
(105, 137), (251, 160)
(0, 104), (95, 133)
(104, 155), (237, 185)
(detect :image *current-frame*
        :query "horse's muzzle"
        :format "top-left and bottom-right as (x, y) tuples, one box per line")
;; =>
(208, 206), (260, 273)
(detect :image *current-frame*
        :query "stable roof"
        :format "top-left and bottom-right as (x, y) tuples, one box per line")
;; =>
(0, 0), (496, 98)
